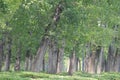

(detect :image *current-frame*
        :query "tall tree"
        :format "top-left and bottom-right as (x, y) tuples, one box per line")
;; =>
(32, 1), (64, 72)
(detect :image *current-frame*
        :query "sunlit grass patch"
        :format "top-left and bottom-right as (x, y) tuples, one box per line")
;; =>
(96, 72), (120, 80)
(0, 72), (28, 80)
(18, 72), (49, 79)
(0, 71), (120, 80)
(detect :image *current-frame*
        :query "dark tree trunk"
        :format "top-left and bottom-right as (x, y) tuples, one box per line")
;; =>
(14, 43), (21, 71)
(4, 37), (12, 71)
(114, 48), (120, 72)
(0, 40), (3, 71)
(43, 57), (45, 72)
(0, 34), (5, 71)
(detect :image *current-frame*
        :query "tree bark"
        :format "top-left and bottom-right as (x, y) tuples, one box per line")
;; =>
(96, 46), (104, 74)
(32, 37), (48, 72)
(28, 54), (32, 71)
(105, 44), (115, 72)
(114, 48), (120, 72)
(56, 47), (64, 73)
(76, 58), (80, 71)
(84, 43), (96, 74)
(25, 50), (30, 71)
(87, 52), (96, 74)
(68, 50), (76, 75)
(56, 40), (65, 73)
(56, 51), (60, 73)
(82, 57), (85, 72)
(42, 57), (45, 72)
(81, 49), (85, 72)
(4, 37), (12, 71)
(48, 40), (58, 74)
(14, 42), (21, 71)
(0, 39), (3, 71)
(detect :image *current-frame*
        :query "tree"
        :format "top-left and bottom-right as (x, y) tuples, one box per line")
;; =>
(32, 0), (64, 72)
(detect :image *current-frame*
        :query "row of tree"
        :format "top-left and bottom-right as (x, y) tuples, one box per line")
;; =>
(0, 0), (120, 75)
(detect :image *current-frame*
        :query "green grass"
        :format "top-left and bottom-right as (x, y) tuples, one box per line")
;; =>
(0, 71), (120, 80)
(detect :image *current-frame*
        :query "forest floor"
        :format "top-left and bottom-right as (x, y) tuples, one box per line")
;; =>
(0, 71), (120, 80)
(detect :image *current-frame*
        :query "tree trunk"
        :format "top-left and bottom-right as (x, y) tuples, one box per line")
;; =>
(24, 50), (30, 71)
(28, 54), (32, 71)
(43, 57), (45, 72)
(114, 48), (120, 72)
(14, 56), (21, 71)
(68, 50), (76, 75)
(32, 37), (48, 72)
(56, 51), (60, 73)
(14, 43), (21, 71)
(84, 44), (96, 74)
(87, 52), (96, 74)
(105, 44), (115, 72)
(48, 45), (53, 73)
(4, 37), (12, 71)
(0, 40), (3, 71)
(84, 43), (91, 73)
(56, 40), (65, 73)
(76, 58), (80, 71)
(82, 57), (85, 72)
(0, 34), (5, 71)
(56, 47), (64, 73)
(48, 40), (58, 74)
(96, 46), (104, 74)
(81, 49), (85, 72)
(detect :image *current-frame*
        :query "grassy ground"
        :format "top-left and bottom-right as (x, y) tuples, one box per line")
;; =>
(0, 71), (120, 80)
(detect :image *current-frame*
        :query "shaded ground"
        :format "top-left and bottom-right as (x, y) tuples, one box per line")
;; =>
(0, 71), (120, 80)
